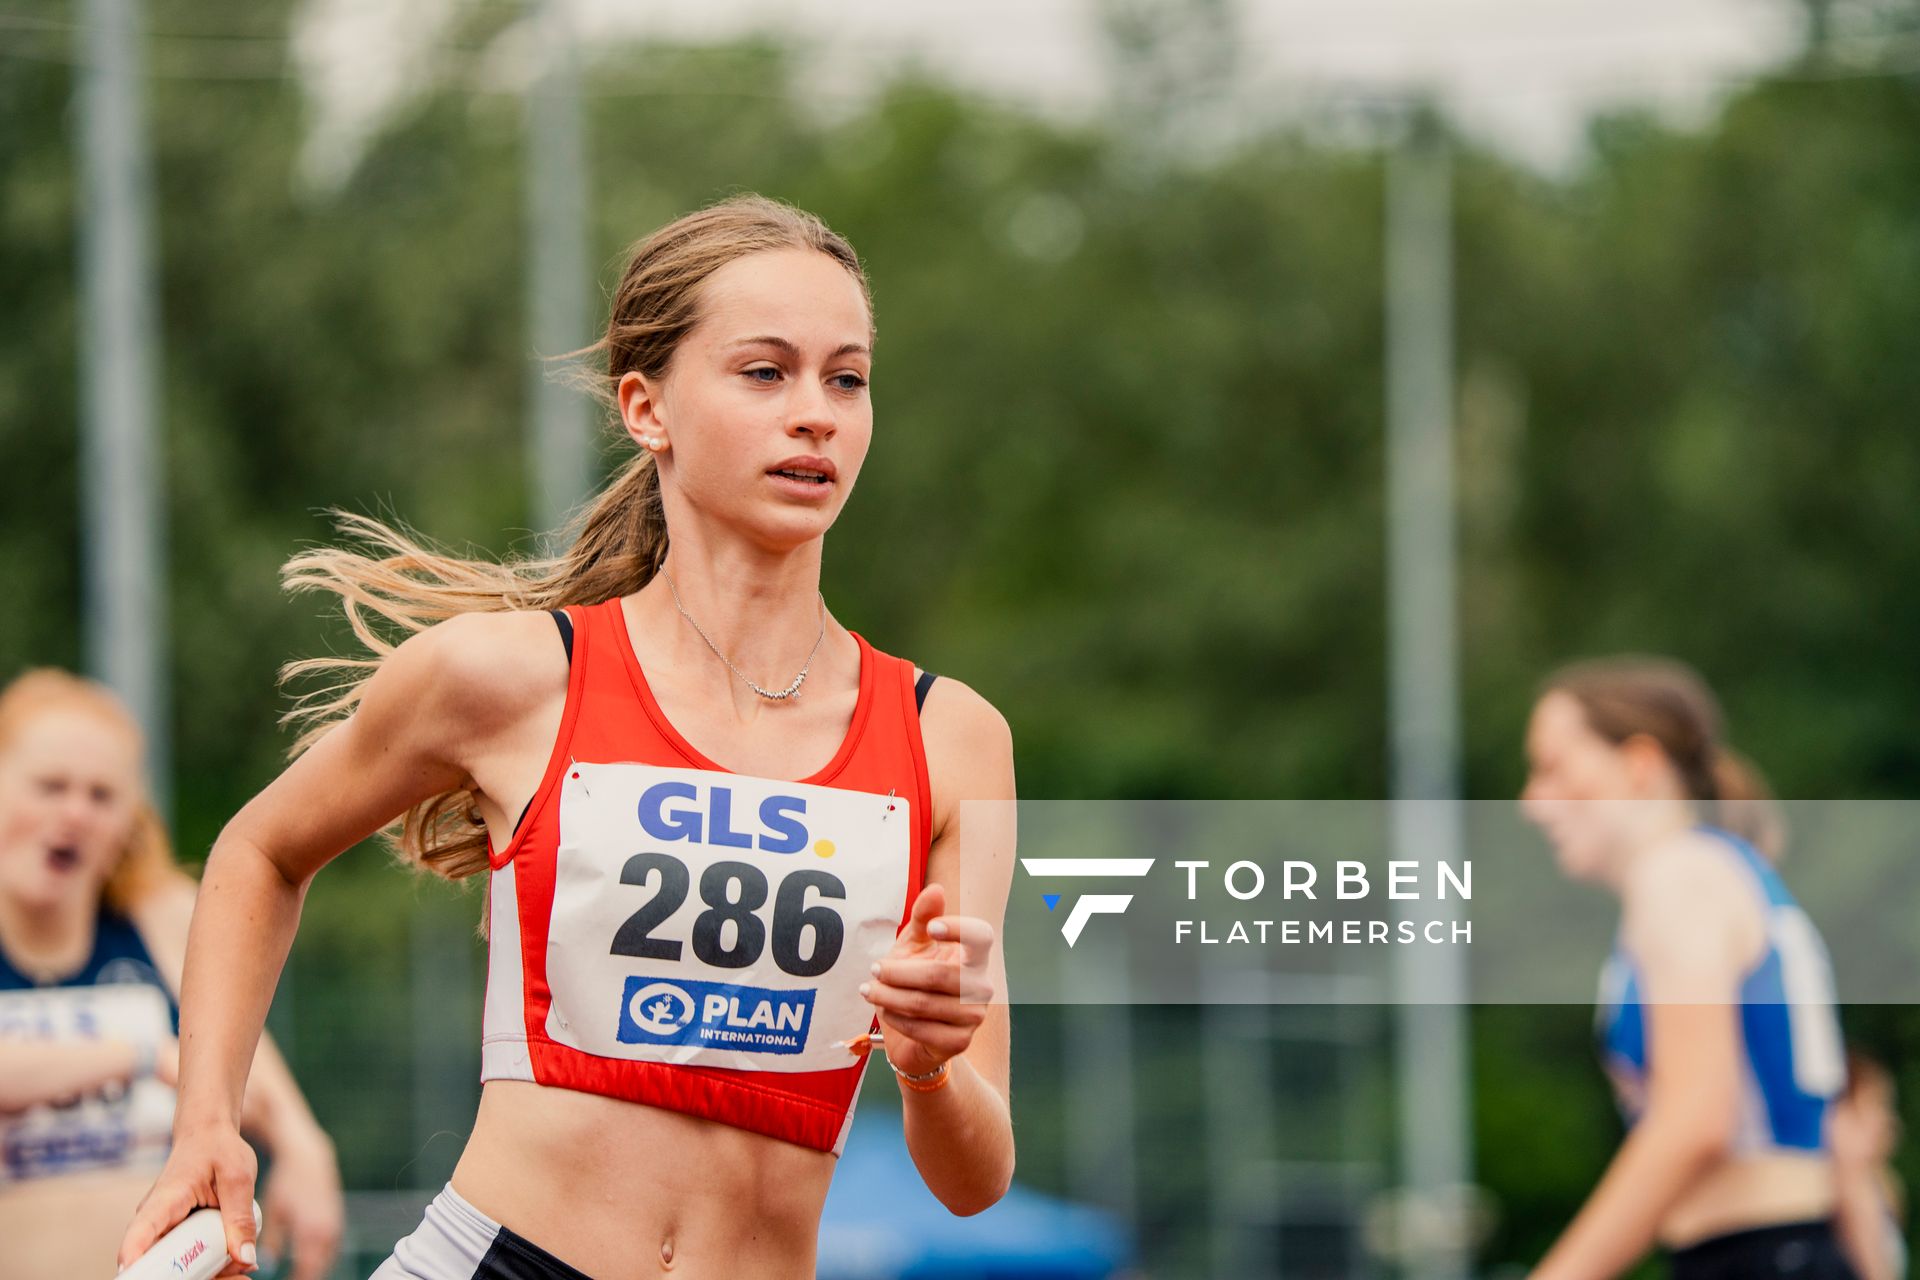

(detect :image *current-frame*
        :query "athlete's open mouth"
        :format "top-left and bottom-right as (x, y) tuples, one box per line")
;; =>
(46, 845), (81, 873)
(769, 469), (831, 485)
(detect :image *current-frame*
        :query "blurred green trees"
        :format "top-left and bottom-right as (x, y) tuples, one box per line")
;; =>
(3, 3), (1917, 1273)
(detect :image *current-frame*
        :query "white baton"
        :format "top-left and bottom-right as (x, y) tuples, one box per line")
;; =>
(117, 1201), (263, 1280)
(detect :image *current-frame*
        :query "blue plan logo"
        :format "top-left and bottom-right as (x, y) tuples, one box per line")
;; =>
(623, 982), (696, 1037)
(617, 975), (816, 1055)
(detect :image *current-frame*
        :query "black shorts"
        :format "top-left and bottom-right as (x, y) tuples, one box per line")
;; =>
(371, 1184), (591, 1280)
(1668, 1220), (1858, 1280)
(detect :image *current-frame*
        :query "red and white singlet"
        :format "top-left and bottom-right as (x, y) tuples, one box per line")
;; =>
(479, 597), (933, 1154)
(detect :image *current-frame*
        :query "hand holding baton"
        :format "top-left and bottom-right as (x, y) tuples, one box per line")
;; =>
(116, 1201), (263, 1280)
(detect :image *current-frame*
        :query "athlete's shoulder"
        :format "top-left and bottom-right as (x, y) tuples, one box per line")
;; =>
(409, 607), (564, 666)
(914, 673), (1015, 840)
(377, 609), (570, 736)
(1621, 827), (1750, 909)
(913, 670), (1012, 756)
(125, 877), (199, 993)
(125, 876), (197, 944)
(1620, 828), (1763, 986)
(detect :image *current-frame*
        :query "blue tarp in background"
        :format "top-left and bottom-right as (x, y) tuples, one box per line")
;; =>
(818, 1120), (1135, 1280)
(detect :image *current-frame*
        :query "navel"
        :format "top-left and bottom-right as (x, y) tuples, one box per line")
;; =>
(660, 1234), (676, 1270)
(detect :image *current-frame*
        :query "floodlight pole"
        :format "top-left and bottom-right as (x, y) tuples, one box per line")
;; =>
(77, 0), (169, 805)
(525, 0), (594, 536)
(1385, 110), (1473, 1280)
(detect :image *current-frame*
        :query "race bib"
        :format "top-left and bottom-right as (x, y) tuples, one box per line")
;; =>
(545, 762), (910, 1072)
(0, 984), (174, 1182)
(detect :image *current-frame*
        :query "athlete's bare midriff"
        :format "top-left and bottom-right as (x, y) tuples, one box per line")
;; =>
(1659, 1149), (1836, 1248)
(452, 1079), (835, 1279)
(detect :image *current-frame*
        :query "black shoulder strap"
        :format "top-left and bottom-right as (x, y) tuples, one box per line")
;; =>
(914, 668), (937, 714)
(510, 610), (577, 839)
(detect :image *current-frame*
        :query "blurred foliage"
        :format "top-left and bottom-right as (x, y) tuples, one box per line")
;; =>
(3, 0), (1919, 1274)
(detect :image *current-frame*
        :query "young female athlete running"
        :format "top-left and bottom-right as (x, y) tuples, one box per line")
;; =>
(117, 193), (1018, 1278)
(0, 668), (343, 1279)
(1521, 656), (1853, 1280)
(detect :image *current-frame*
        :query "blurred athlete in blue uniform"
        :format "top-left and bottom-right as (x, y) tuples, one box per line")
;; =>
(0, 668), (344, 1278)
(1521, 656), (1853, 1280)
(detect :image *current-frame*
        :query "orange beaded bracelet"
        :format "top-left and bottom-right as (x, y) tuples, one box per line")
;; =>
(893, 1059), (952, 1092)
(843, 1031), (953, 1091)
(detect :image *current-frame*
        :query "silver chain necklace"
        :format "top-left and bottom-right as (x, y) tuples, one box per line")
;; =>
(664, 571), (827, 701)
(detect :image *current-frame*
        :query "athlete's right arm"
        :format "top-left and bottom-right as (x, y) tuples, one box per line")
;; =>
(116, 611), (553, 1275)
(0, 1037), (176, 1113)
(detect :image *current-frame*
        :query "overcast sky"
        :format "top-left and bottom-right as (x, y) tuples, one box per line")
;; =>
(296, 0), (1806, 181)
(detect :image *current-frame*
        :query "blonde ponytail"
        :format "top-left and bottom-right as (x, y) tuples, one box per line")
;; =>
(279, 458), (668, 881)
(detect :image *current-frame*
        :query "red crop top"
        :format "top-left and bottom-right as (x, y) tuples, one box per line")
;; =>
(479, 597), (933, 1154)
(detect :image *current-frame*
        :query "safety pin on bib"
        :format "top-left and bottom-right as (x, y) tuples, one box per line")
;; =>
(881, 787), (896, 821)
(845, 1029), (887, 1057)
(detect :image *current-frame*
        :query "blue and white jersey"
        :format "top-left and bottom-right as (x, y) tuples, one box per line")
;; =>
(0, 907), (178, 1183)
(1595, 825), (1846, 1153)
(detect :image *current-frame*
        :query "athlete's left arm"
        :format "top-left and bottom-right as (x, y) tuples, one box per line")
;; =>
(135, 880), (346, 1280)
(863, 675), (1017, 1216)
(1530, 839), (1761, 1280)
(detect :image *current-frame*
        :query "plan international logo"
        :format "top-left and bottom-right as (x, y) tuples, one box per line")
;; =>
(1019, 858), (1156, 946)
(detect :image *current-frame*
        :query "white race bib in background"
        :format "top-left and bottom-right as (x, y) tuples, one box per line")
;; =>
(0, 984), (174, 1182)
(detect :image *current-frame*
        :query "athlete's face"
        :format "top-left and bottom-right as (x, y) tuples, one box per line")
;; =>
(623, 248), (874, 553)
(0, 709), (143, 913)
(1519, 692), (1646, 885)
